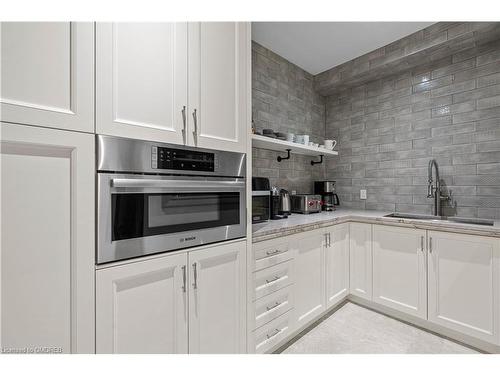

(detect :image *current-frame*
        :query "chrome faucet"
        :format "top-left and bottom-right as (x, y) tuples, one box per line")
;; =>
(427, 159), (451, 216)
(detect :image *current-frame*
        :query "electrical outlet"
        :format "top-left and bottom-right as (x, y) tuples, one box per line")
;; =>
(360, 189), (367, 200)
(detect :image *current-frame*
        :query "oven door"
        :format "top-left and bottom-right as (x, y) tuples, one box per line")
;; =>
(98, 174), (246, 264)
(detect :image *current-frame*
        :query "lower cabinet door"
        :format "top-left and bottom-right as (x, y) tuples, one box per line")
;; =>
(291, 230), (326, 328)
(188, 240), (246, 353)
(96, 253), (188, 353)
(372, 225), (427, 318)
(325, 223), (350, 308)
(349, 222), (373, 300)
(428, 231), (500, 345)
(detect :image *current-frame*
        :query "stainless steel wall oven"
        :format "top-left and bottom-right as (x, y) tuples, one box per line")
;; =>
(97, 135), (246, 264)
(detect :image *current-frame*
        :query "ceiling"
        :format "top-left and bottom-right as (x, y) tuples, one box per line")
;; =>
(252, 22), (435, 75)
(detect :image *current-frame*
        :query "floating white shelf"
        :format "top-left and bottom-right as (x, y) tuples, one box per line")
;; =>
(252, 134), (338, 157)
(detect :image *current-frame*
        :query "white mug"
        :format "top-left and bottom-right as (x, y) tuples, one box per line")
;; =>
(324, 139), (337, 150)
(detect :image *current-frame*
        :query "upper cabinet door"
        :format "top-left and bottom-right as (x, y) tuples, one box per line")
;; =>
(1, 22), (94, 132)
(96, 23), (188, 144)
(428, 231), (500, 345)
(188, 22), (249, 153)
(188, 240), (246, 354)
(372, 225), (427, 319)
(349, 222), (373, 300)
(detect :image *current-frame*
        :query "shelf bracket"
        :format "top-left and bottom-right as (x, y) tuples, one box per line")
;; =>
(310, 155), (324, 166)
(277, 149), (291, 162)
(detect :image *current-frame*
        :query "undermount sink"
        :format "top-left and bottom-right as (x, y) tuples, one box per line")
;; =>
(384, 213), (494, 226)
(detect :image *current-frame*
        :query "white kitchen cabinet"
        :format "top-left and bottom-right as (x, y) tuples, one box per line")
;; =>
(349, 222), (373, 300)
(188, 240), (246, 353)
(188, 22), (249, 153)
(0, 122), (94, 353)
(428, 231), (500, 345)
(325, 223), (350, 308)
(1, 22), (94, 132)
(96, 22), (188, 144)
(372, 225), (427, 319)
(291, 229), (326, 328)
(96, 253), (188, 354)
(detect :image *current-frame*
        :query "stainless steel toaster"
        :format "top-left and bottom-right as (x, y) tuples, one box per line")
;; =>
(290, 194), (322, 214)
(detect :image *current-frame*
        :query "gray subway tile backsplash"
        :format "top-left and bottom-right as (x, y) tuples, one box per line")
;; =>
(252, 24), (500, 219)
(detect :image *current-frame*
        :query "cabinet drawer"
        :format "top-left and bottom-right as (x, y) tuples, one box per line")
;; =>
(253, 238), (291, 271)
(254, 285), (294, 329)
(253, 260), (293, 301)
(253, 310), (293, 354)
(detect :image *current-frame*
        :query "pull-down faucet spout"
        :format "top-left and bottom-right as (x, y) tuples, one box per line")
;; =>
(428, 159), (449, 216)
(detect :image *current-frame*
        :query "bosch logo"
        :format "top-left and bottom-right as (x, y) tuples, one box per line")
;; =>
(180, 236), (196, 243)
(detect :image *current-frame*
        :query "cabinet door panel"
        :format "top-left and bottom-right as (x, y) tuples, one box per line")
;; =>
(428, 231), (500, 345)
(188, 22), (248, 152)
(325, 224), (350, 308)
(291, 230), (326, 328)
(188, 240), (246, 353)
(349, 223), (373, 299)
(96, 22), (188, 144)
(1, 122), (94, 353)
(372, 225), (427, 318)
(96, 253), (188, 353)
(1, 22), (94, 132)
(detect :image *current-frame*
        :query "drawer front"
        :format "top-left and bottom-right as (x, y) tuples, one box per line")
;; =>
(253, 310), (294, 354)
(254, 285), (294, 329)
(253, 260), (293, 300)
(253, 238), (291, 271)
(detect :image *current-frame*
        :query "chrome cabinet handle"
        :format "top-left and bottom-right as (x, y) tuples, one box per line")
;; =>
(266, 328), (281, 339)
(324, 233), (328, 247)
(182, 265), (187, 293)
(181, 106), (187, 144)
(420, 236), (424, 252)
(192, 262), (198, 289)
(266, 249), (281, 256)
(429, 237), (433, 253)
(265, 275), (280, 284)
(266, 301), (282, 311)
(192, 109), (198, 145)
(328, 233), (332, 247)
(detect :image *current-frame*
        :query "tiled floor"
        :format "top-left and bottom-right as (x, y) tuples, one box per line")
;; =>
(279, 302), (479, 354)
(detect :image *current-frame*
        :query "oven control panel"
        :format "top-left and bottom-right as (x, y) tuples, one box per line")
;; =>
(151, 146), (215, 172)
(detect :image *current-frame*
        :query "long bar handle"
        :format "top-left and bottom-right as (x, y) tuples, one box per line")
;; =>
(266, 301), (282, 311)
(182, 265), (187, 293)
(420, 236), (424, 252)
(181, 106), (187, 144)
(266, 249), (281, 256)
(266, 328), (281, 339)
(192, 262), (198, 289)
(111, 178), (245, 190)
(429, 236), (433, 253)
(192, 109), (198, 145)
(265, 275), (280, 284)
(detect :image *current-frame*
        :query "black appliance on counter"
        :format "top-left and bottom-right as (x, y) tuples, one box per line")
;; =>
(314, 180), (340, 211)
(252, 177), (270, 223)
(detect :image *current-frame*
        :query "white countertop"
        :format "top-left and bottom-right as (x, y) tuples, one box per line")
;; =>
(252, 209), (500, 242)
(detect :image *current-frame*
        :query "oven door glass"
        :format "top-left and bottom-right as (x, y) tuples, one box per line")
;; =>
(112, 192), (240, 241)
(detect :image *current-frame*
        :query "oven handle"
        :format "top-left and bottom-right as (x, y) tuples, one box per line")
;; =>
(110, 178), (245, 191)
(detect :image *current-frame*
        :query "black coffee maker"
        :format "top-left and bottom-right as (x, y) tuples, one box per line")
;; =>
(314, 181), (340, 211)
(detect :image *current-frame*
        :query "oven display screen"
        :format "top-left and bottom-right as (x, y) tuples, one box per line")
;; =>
(152, 146), (215, 172)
